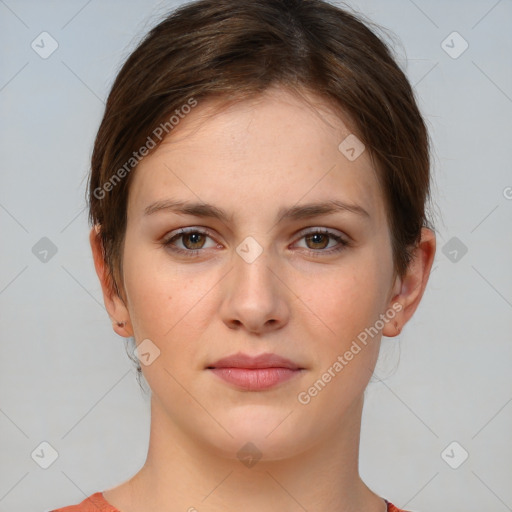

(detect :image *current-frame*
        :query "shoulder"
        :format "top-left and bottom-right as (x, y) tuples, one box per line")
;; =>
(49, 492), (120, 512)
(51, 493), (409, 512)
(387, 502), (413, 512)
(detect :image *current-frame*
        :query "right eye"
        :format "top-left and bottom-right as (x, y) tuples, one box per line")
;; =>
(162, 228), (220, 256)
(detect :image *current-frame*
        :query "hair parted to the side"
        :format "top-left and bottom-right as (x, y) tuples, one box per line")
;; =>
(87, 0), (434, 382)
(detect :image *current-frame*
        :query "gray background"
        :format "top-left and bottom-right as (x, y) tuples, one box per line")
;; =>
(0, 0), (511, 511)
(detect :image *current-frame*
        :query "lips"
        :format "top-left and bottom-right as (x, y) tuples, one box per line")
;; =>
(207, 352), (304, 391)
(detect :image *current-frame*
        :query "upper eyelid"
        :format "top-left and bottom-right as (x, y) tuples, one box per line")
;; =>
(295, 226), (345, 238)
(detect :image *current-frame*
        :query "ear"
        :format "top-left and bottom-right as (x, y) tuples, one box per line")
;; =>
(89, 225), (134, 338)
(382, 227), (436, 337)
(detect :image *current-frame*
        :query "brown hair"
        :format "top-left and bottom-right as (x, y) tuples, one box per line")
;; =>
(88, 0), (433, 305)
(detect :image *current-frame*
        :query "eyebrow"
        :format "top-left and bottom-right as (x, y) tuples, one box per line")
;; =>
(143, 198), (370, 222)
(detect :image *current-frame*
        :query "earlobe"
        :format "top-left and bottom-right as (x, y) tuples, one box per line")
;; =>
(382, 298), (404, 338)
(89, 226), (134, 338)
(382, 228), (436, 338)
(110, 318), (133, 338)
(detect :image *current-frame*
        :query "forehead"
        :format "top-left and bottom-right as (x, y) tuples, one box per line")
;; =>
(127, 87), (386, 227)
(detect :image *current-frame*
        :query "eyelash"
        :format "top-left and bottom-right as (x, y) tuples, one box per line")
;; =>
(161, 227), (350, 258)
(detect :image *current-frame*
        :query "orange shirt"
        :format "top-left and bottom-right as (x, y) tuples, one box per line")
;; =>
(50, 492), (411, 511)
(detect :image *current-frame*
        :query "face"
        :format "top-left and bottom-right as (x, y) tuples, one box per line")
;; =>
(97, 86), (407, 461)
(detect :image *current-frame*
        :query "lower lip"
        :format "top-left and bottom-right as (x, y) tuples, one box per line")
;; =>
(209, 367), (302, 390)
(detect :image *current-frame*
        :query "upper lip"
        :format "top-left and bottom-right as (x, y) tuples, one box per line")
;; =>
(208, 352), (302, 370)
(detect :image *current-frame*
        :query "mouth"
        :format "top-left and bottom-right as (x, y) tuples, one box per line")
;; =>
(206, 352), (305, 391)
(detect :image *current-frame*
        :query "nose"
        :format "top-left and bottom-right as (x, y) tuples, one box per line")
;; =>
(219, 242), (290, 334)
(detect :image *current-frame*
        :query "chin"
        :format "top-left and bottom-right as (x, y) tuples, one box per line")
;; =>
(203, 406), (313, 463)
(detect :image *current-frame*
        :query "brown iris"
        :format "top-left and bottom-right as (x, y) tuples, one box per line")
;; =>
(305, 233), (329, 250)
(182, 232), (207, 250)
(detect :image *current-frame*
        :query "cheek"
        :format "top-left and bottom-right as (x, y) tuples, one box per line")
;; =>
(293, 262), (390, 421)
(122, 244), (180, 337)
(122, 245), (219, 352)
(301, 261), (388, 343)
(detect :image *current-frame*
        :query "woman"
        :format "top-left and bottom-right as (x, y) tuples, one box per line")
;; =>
(52, 0), (436, 510)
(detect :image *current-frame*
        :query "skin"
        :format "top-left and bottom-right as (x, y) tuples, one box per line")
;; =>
(90, 85), (436, 512)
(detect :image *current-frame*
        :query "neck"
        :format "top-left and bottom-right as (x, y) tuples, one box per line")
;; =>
(111, 395), (386, 512)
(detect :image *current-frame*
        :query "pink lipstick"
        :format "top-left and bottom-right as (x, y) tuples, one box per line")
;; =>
(207, 352), (304, 391)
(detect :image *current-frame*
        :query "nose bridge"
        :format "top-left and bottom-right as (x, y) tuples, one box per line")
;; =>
(232, 235), (278, 300)
(220, 234), (289, 332)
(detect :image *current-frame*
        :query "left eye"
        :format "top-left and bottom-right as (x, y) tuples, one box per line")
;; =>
(296, 230), (345, 251)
